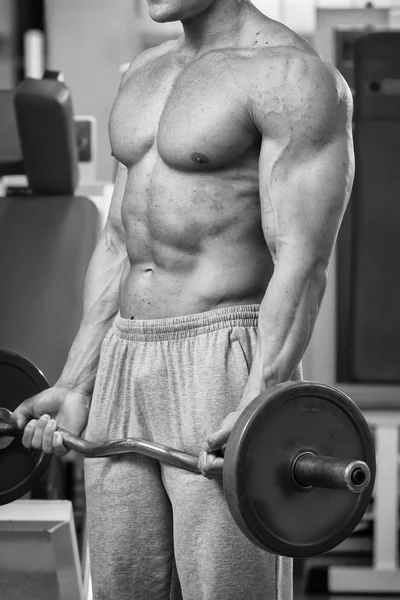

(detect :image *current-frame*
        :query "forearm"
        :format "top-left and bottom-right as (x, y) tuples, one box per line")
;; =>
(239, 261), (327, 409)
(56, 229), (127, 394)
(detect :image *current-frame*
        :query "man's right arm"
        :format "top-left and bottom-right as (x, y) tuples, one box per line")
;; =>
(55, 163), (128, 395)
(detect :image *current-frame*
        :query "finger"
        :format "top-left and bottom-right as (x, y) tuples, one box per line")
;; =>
(31, 414), (51, 449)
(53, 431), (68, 457)
(211, 444), (227, 460)
(12, 397), (35, 430)
(198, 450), (223, 479)
(42, 419), (58, 454)
(204, 427), (230, 453)
(197, 449), (207, 474)
(205, 454), (224, 478)
(22, 419), (38, 449)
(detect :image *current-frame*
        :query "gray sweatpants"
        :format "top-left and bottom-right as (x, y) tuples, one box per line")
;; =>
(84, 305), (293, 600)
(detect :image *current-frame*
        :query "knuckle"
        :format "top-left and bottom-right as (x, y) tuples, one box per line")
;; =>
(53, 433), (66, 453)
(22, 425), (35, 448)
(200, 462), (213, 479)
(45, 419), (56, 432)
(31, 438), (42, 449)
(37, 415), (50, 428)
(43, 433), (55, 450)
(54, 445), (67, 457)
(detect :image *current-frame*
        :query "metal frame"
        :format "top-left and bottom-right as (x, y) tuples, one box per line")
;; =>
(328, 411), (400, 593)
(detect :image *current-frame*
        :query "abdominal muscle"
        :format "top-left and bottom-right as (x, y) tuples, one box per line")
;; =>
(119, 245), (272, 320)
(118, 157), (273, 320)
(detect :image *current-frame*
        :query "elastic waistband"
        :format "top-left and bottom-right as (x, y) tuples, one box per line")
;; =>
(113, 304), (260, 342)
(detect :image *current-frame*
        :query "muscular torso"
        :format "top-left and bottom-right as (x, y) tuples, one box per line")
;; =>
(110, 14), (317, 319)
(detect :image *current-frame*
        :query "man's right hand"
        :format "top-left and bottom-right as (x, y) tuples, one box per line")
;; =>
(12, 387), (90, 457)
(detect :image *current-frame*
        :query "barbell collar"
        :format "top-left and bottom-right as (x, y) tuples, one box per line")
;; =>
(293, 452), (371, 493)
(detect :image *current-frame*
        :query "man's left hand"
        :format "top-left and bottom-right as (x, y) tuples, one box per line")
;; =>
(198, 410), (242, 479)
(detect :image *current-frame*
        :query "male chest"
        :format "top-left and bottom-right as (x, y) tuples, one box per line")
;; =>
(110, 53), (257, 171)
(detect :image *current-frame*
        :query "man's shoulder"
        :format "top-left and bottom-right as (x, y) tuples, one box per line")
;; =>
(247, 44), (353, 140)
(240, 15), (345, 99)
(249, 43), (351, 114)
(249, 15), (319, 59)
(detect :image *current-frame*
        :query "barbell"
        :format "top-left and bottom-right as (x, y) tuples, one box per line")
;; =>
(0, 349), (376, 558)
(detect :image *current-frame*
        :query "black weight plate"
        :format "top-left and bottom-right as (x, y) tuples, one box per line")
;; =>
(0, 349), (51, 505)
(223, 382), (376, 558)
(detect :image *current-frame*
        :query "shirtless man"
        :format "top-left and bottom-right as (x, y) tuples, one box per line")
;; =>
(13, 0), (354, 598)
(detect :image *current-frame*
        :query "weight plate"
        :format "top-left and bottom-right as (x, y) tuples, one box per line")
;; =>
(0, 349), (51, 505)
(223, 382), (376, 558)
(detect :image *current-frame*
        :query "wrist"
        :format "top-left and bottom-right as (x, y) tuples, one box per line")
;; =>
(54, 377), (94, 397)
(237, 380), (268, 411)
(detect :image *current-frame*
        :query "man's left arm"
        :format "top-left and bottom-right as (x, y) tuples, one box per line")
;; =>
(199, 55), (355, 477)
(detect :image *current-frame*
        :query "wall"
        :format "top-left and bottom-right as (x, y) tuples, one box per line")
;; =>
(318, 0), (393, 6)
(253, 0), (400, 34)
(252, 0), (282, 20)
(315, 6), (389, 63)
(252, 0), (316, 33)
(0, 0), (14, 88)
(45, 0), (141, 181)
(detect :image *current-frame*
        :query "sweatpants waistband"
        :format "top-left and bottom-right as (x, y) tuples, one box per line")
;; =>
(113, 304), (260, 342)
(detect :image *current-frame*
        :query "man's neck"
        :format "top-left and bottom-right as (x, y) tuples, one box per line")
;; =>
(179, 0), (250, 56)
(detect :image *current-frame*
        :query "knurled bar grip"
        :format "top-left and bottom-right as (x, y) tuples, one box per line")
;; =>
(0, 419), (371, 492)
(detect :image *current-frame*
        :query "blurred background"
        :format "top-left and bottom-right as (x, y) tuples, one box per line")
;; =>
(1, 1), (400, 598)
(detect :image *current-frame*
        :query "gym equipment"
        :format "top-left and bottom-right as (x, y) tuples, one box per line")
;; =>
(0, 90), (24, 177)
(0, 350), (52, 504)
(0, 349), (375, 558)
(341, 32), (400, 382)
(0, 501), (86, 600)
(14, 76), (78, 195)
